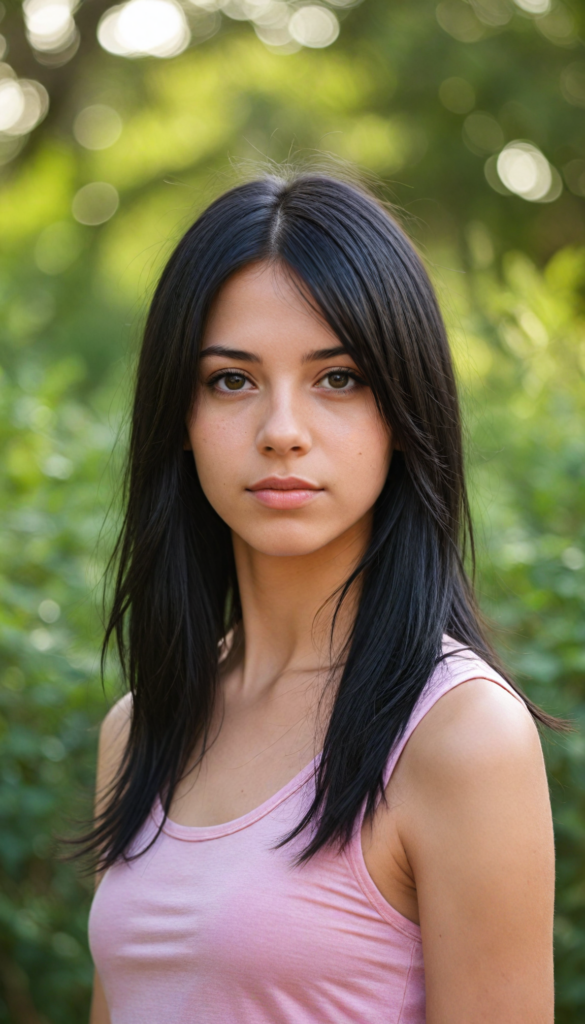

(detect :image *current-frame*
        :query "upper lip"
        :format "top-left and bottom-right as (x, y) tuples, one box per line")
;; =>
(247, 476), (323, 491)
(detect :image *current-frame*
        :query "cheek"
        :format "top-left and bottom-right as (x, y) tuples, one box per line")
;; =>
(325, 406), (392, 510)
(344, 440), (391, 512)
(186, 401), (248, 502)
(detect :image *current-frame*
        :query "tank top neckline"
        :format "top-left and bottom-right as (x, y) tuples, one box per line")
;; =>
(152, 752), (322, 842)
(151, 640), (520, 845)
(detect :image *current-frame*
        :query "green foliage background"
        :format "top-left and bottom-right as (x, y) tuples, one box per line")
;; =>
(0, 0), (584, 1019)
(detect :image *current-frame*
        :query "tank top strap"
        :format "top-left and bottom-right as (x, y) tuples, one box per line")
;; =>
(382, 638), (525, 790)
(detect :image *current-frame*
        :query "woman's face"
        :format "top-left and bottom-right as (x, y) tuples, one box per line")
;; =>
(186, 261), (392, 558)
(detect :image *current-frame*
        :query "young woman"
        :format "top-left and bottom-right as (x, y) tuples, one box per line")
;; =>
(87, 174), (557, 1024)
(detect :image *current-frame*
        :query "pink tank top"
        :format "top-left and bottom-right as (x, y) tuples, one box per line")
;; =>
(89, 641), (523, 1023)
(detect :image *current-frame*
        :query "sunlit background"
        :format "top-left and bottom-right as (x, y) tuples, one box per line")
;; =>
(0, 1), (584, 1020)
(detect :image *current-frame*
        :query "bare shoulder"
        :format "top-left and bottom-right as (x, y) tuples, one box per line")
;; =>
(95, 693), (133, 811)
(391, 678), (554, 1023)
(394, 676), (554, 914)
(100, 691), (133, 750)
(401, 678), (545, 795)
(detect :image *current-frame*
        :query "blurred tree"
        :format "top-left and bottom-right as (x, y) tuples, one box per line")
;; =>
(0, 0), (584, 1020)
(0, 0), (584, 267)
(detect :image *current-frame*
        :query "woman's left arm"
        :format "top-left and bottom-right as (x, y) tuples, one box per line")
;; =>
(400, 679), (555, 1024)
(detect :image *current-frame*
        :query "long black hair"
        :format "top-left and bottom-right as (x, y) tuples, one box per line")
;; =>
(83, 172), (559, 870)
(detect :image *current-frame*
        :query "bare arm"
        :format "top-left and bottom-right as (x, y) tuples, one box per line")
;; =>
(89, 972), (110, 1024)
(89, 694), (133, 1024)
(399, 680), (555, 1024)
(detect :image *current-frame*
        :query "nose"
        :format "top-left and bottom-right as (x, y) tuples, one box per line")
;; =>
(255, 385), (312, 458)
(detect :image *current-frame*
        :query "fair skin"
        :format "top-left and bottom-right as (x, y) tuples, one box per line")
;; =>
(90, 262), (555, 1024)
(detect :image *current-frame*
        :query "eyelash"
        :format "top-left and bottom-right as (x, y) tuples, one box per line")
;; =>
(206, 368), (365, 394)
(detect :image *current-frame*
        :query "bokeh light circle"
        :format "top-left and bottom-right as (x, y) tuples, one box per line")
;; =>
(512, 0), (550, 12)
(5, 80), (49, 135)
(187, 0), (225, 9)
(23, 0), (77, 53)
(496, 142), (553, 201)
(98, 0), (190, 58)
(72, 182), (120, 225)
(0, 79), (25, 131)
(251, 0), (295, 47)
(0, 64), (49, 160)
(288, 5), (339, 47)
(250, 1), (289, 28)
(73, 105), (122, 149)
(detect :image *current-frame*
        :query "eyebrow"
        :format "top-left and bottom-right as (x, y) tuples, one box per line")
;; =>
(199, 346), (260, 363)
(199, 344), (348, 364)
(302, 346), (348, 363)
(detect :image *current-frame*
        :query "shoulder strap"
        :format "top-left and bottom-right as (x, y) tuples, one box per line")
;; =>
(382, 639), (525, 789)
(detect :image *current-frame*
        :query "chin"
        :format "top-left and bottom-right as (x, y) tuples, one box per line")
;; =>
(238, 524), (340, 559)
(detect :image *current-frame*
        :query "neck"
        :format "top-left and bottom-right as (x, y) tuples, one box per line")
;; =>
(230, 514), (372, 698)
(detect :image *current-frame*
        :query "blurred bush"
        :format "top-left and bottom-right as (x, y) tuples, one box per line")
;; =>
(0, 0), (583, 1020)
(0, 352), (120, 1022)
(456, 246), (585, 1015)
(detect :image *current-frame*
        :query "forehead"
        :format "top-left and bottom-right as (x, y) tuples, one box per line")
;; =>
(201, 261), (338, 355)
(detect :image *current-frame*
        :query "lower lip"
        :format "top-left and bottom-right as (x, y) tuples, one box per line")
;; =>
(248, 488), (323, 510)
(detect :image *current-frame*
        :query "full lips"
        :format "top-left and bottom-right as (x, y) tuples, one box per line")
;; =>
(249, 488), (323, 510)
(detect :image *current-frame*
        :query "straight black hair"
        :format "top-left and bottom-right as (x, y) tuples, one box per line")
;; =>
(80, 172), (560, 870)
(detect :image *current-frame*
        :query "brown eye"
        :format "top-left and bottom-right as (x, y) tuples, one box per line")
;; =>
(223, 373), (247, 391)
(208, 370), (254, 394)
(326, 371), (351, 389)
